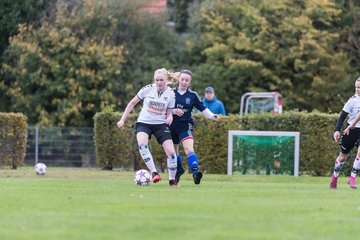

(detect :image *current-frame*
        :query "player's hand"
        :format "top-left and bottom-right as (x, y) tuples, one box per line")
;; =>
(212, 114), (219, 121)
(165, 115), (173, 125)
(343, 124), (356, 136)
(117, 119), (125, 128)
(343, 126), (351, 136)
(174, 108), (184, 117)
(333, 131), (340, 142)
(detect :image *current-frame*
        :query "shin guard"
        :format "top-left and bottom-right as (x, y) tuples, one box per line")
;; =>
(167, 154), (177, 180)
(351, 157), (360, 178)
(138, 145), (156, 173)
(333, 160), (344, 177)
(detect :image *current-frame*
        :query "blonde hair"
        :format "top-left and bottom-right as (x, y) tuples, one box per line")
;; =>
(154, 68), (179, 86)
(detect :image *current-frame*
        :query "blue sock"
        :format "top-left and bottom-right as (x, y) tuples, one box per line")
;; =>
(177, 154), (184, 172)
(187, 152), (198, 174)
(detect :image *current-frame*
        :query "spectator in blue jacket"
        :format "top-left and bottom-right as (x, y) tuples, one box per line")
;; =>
(202, 86), (226, 115)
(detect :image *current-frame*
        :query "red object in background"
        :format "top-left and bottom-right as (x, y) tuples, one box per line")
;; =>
(274, 160), (281, 168)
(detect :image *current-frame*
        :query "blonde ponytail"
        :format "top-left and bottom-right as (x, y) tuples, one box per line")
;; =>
(154, 68), (179, 86)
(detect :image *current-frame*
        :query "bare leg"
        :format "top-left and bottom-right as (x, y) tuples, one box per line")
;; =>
(136, 132), (157, 173)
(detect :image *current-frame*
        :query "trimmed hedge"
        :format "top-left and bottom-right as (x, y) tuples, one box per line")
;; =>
(0, 112), (28, 169)
(94, 111), (351, 176)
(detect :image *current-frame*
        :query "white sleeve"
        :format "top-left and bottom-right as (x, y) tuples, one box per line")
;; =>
(202, 108), (215, 120)
(168, 91), (175, 108)
(137, 84), (153, 100)
(343, 97), (354, 113)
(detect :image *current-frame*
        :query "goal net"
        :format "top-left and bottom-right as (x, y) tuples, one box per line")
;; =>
(228, 131), (300, 176)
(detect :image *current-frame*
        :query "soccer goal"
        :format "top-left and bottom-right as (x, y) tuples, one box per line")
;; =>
(228, 131), (300, 176)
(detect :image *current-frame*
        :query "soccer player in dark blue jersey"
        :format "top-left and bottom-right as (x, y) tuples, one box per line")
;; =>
(170, 69), (219, 185)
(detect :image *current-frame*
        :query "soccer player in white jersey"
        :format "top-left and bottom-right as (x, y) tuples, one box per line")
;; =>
(170, 69), (219, 185)
(330, 77), (360, 189)
(117, 68), (178, 187)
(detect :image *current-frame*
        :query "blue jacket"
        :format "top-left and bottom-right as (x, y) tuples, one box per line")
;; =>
(202, 96), (226, 115)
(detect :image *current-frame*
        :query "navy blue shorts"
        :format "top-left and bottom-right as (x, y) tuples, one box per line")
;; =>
(135, 122), (172, 145)
(340, 127), (360, 154)
(170, 121), (194, 144)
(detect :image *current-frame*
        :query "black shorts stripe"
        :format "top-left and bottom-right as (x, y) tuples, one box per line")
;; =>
(340, 127), (360, 154)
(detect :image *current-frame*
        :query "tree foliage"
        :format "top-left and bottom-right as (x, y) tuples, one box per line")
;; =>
(2, 0), (360, 126)
(169, 0), (194, 33)
(188, 0), (350, 113)
(112, 5), (186, 109)
(1, 0), (186, 126)
(336, 0), (360, 77)
(1, 1), (125, 126)
(0, 0), (50, 60)
(0, 0), (51, 111)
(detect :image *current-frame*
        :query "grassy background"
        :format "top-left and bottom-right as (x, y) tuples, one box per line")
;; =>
(0, 167), (359, 240)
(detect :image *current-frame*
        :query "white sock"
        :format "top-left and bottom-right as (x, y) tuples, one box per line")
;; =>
(167, 154), (177, 180)
(351, 157), (360, 178)
(139, 145), (156, 173)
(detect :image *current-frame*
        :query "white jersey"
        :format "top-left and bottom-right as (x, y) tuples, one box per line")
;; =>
(136, 84), (175, 124)
(343, 95), (360, 128)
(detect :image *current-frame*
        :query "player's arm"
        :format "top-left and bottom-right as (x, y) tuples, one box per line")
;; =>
(333, 110), (348, 140)
(343, 112), (360, 135)
(202, 108), (219, 121)
(193, 92), (218, 120)
(196, 100), (219, 121)
(172, 108), (184, 116)
(194, 97), (219, 121)
(117, 95), (141, 128)
(166, 91), (176, 124)
(165, 108), (174, 125)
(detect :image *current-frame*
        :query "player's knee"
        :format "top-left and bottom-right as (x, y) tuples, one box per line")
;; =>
(338, 155), (347, 162)
(162, 141), (175, 154)
(183, 147), (195, 155)
(138, 140), (148, 147)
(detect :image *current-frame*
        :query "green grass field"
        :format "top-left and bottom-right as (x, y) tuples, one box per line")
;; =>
(0, 167), (359, 240)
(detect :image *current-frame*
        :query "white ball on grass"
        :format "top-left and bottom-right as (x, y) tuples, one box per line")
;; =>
(35, 163), (47, 175)
(134, 169), (151, 186)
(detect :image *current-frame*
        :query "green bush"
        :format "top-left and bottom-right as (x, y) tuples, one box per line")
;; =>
(94, 111), (350, 176)
(0, 112), (27, 169)
(94, 112), (138, 170)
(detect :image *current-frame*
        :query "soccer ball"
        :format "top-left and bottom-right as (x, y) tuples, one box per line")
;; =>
(35, 163), (47, 175)
(134, 169), (151, 186)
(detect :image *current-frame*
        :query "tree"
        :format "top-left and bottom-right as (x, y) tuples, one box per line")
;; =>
(1, 1), (125, 126)
(110, 2), (187, 110)
(0, 0), (50, 60)
(1, 0), (187, 126)
(167, 0), (194, 32)
(337, 0), (360, 79)
(0, 0), (51, 111)
(188, 0), (350, 113)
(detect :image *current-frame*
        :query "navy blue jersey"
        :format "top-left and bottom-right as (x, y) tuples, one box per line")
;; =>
(173, 88), (206, 124)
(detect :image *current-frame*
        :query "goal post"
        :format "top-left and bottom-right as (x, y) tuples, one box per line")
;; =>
(227, 131), (300, 176)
